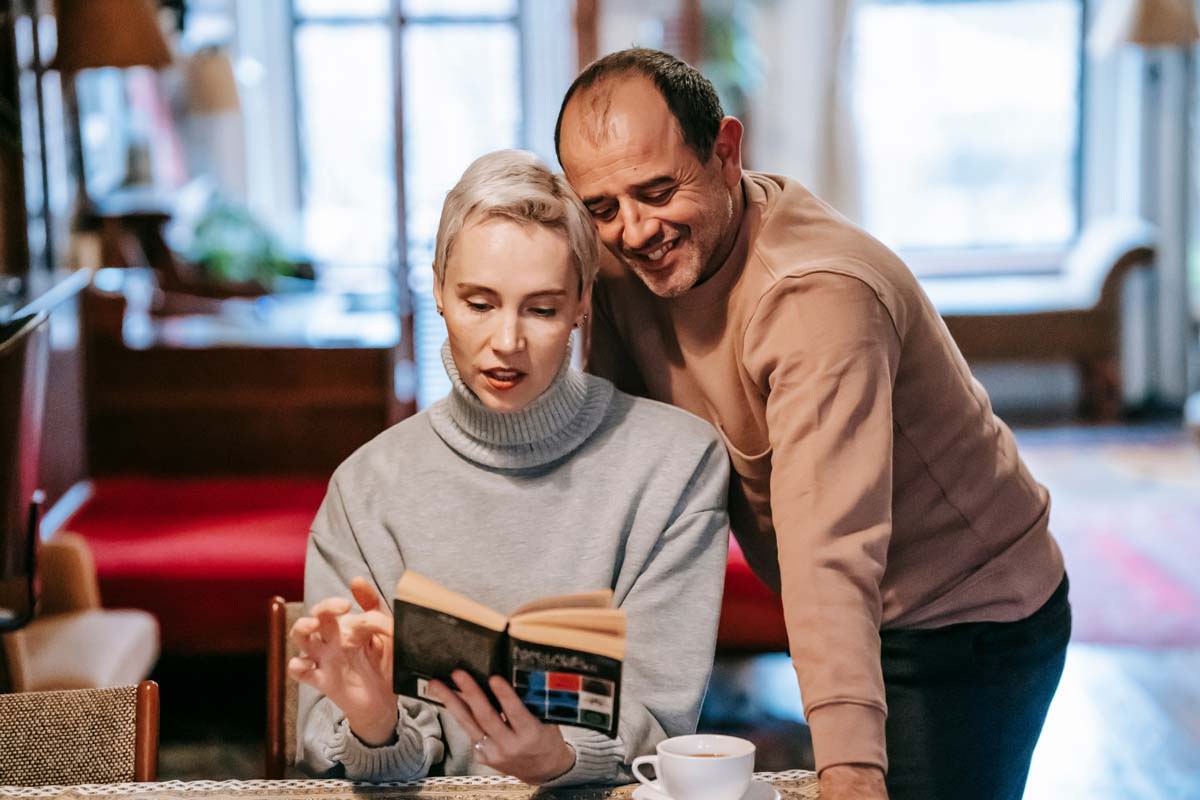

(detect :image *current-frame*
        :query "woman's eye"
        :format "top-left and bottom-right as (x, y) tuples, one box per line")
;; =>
(466, 301), (491, 313)
(530, 307), (557, 318)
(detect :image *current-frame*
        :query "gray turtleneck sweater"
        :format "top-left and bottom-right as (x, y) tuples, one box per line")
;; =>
(296, 344), (730, 785)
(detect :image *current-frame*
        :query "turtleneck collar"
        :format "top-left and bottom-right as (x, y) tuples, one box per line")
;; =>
(427, 339), (615, 470)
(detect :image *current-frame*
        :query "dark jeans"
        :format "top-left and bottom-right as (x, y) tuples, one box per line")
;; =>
(881, 575), (1071, 800)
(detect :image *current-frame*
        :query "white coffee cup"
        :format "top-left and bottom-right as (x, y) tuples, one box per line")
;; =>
(632, 734), (755, 800)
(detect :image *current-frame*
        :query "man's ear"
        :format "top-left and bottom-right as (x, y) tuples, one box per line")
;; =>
(712, 116), (744, 188)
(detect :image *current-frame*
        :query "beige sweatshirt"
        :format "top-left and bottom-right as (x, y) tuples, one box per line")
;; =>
(587, 171), (1065, 774)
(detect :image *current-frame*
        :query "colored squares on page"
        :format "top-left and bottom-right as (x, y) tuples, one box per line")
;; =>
(512, 669), (615, 729)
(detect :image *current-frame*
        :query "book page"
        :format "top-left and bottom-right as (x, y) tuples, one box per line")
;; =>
(512, 607), (627, 638)
(511, 588), (613, 616)
(394, 570), (508, 632)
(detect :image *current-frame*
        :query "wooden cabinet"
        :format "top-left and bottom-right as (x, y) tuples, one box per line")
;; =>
(84, 270), (409, 476)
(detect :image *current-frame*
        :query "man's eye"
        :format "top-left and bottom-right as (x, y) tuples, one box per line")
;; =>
(589, 206), (616, 221)
(644, 189), (674, 204)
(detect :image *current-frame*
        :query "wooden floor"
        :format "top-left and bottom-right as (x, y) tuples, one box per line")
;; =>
(701, 645), (1200, 799)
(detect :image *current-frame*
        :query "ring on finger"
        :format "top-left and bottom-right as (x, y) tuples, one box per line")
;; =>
(473, 734), (489, 755)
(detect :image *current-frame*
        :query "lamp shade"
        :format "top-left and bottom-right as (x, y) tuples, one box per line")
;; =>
(52, 0), (172, 71)
(1089, 0), (1200, 53)
(186, 49), (240, 114)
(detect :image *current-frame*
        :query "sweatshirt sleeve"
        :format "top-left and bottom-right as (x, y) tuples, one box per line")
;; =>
(743, 272), (899, 775)
(294, 476), (446, 781)
(545, 433), (731, 787)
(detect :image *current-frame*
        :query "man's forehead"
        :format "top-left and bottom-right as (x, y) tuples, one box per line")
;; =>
(562, 76), (684, 167)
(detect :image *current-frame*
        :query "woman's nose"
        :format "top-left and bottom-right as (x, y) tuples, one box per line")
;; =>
(490, 314), (524, 354)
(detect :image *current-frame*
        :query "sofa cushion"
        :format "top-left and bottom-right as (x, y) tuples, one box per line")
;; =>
(13, 608), (159, 692)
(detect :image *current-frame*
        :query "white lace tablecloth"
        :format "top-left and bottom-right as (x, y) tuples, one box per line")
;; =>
(0, 771), (818, 800)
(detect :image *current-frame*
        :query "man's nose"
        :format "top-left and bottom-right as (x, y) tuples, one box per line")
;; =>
(619, 202), (660, 252)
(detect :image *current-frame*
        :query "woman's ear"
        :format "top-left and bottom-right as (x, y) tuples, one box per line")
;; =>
(433, 273), (445, 317)
(576, 287), (594, 328)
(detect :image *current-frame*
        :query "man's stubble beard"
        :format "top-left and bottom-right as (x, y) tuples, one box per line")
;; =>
(618, 191), (735, 300)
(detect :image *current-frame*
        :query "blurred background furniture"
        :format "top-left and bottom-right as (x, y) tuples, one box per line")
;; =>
(0, 312), (48, 634)
(0, 680), (159, 785)
(925, 218), (1157, 421)
(1, 532), (159, 693)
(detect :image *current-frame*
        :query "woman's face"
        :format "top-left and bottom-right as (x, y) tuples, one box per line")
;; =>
(435, 217), (589, 413)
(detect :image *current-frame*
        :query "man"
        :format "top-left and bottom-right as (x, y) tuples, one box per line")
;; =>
(555, 48), (1070, 800)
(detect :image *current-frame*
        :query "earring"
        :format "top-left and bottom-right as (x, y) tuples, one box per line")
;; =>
(436, 307), (444, 317)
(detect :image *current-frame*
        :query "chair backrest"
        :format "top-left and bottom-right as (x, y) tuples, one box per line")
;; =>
(0, 680), (159, 785)
(266, 596), (304, 778)
(0, 312), (49, 632)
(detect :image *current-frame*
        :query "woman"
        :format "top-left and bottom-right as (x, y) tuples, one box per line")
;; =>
(290, 150), (730, 786)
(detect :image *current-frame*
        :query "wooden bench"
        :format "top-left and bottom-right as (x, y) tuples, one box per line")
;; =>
(921, 218), (1156, 421)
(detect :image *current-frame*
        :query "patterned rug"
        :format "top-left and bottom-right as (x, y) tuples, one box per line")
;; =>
(1016, 426), (1200, 647)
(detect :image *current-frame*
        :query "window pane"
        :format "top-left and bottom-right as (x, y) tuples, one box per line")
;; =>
(402, 0), (517, 17)
(294, 0), (390, 18)
(401, 22), (520, 407)
(852, 0), (1081, 253)
(293, 23), (397, 271)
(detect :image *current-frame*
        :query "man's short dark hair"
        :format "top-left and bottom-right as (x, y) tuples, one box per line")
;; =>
(554, 48), (724, 165)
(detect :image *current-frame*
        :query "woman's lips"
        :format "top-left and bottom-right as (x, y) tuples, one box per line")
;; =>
(482, 368), (525, 391)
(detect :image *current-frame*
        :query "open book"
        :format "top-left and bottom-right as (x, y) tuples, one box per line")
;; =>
(392, 571), (626, 738)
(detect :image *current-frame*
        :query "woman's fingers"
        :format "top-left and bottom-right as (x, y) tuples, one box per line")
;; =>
(309, 597), (352, 618)
(489, 676), (541, 737)
(451, 670), (511, 742)
(349, 576), (388, 615)
(288, 616), (323, 655)
(428, 679), (486, 744)
(287, 656), (326, 692)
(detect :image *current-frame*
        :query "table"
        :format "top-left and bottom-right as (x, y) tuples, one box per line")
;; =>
(0, 771), (818, 800)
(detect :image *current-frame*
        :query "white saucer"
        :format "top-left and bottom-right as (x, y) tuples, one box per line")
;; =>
(632, 780), (780, 800)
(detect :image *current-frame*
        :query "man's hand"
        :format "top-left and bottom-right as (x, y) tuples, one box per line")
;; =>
(428, 670), (576, 785)
(287, 576), (398, 746)
(819, 765), (888, 800)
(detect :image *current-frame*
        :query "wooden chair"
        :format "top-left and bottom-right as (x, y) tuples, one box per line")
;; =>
(265, 596), (304, 778)
(0, 680), (159, 785)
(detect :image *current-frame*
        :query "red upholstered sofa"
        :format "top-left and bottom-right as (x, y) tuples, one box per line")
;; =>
(68, 477), (789, 655)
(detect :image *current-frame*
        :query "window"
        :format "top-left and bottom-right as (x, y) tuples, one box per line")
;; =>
(289, 0), (521, 407)
(400, 1), (521, 408)
(851, 0), (1083, 271)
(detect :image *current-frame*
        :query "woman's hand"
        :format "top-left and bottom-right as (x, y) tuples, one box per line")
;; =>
(288, 576), (398, 746)
(428, 670), (576, 785)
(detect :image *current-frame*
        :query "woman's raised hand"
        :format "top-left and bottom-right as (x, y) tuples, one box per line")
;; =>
(287, 577), (398, 745)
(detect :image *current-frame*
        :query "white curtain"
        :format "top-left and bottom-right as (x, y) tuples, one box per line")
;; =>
(745, 0), (861, 221)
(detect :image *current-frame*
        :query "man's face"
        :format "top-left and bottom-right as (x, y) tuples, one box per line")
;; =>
(559, 77), (741, 299)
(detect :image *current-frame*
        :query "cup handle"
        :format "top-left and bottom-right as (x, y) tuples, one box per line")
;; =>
(631, 755), (661, 791)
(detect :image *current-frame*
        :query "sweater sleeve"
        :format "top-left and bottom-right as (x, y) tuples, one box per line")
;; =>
(743, 272), (898, 775)
(545, 434), (731, 786)
(294, 476), (446, 780)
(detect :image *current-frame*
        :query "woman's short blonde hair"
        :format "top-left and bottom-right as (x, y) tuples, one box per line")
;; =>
(432, 150), (599, 294)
